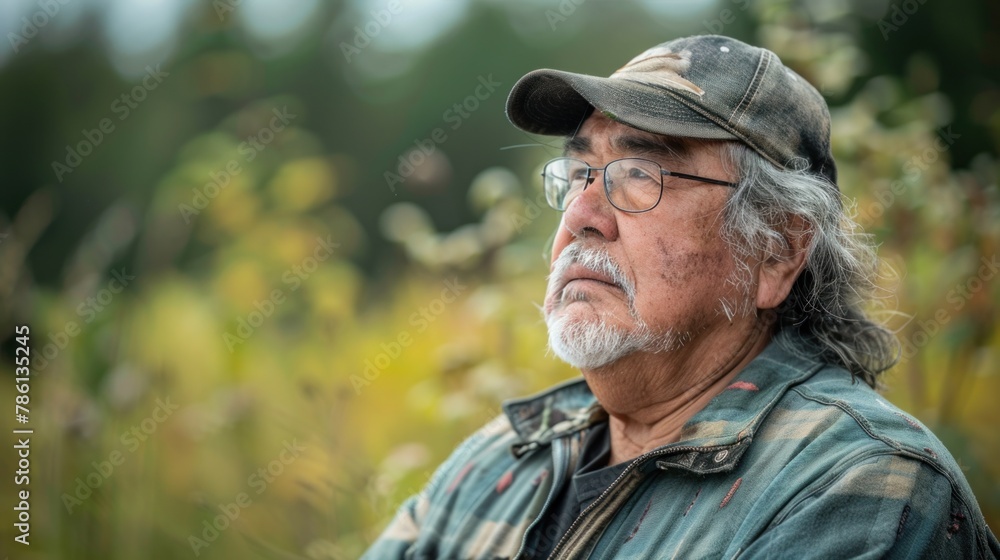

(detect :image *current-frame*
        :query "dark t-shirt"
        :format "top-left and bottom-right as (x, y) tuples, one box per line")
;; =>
(525, 421), (631, 559)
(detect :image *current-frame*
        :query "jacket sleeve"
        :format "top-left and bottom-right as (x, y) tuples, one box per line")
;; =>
(738, 453), (999, 559)
(360, 414), (510, 559)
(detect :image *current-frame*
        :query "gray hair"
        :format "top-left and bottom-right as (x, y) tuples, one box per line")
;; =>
(719, 142), (899, 388)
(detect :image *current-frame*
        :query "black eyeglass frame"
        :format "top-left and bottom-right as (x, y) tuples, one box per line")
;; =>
(540, 156), (740, 213)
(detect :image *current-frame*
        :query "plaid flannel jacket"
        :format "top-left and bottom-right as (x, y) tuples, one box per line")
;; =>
(363, 332), (1000, 559)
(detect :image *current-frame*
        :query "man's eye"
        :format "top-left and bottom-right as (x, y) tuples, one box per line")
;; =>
(626, 166), (654, 180)
(569, 168), (589, 181)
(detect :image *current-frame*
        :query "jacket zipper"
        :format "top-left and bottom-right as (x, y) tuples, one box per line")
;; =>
(547, 444), (708, 560)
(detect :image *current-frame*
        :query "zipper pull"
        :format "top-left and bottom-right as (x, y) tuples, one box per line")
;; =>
(512, 441), (540, 458)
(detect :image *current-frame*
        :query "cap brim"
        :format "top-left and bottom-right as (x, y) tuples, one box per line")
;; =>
(506, 69), (738, 142)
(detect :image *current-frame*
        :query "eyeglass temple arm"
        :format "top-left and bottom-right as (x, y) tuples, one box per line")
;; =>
(661, 170), (739, 188)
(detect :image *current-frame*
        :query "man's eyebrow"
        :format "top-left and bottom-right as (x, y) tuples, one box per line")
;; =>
(563, 136), (590, 156)
(562, 133), (692, 163)
(612, 134), (690, 162)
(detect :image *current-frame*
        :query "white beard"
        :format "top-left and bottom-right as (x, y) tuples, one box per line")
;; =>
(543, 244), (689, 370)
(545, 309), (686, 369)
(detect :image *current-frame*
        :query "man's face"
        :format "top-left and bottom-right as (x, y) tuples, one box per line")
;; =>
(543, 112), (751, 370)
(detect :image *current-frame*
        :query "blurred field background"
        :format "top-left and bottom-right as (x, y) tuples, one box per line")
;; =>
(0, 0), (998, 558)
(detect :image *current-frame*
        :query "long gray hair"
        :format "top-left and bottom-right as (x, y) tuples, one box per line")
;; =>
(719, 142), (899, 388)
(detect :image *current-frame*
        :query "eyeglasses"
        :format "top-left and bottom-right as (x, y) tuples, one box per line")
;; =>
(540, 157), (739, 213)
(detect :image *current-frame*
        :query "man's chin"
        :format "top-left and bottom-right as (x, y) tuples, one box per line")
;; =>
(545, 312), (691, 370)
(545, 315), (638, 370)
(543, 292), (620, 324)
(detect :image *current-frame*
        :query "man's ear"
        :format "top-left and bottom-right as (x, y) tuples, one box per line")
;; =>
(756, 215), (812, 310)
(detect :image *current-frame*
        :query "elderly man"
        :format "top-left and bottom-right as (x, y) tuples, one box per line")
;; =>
(363, 35), (1000, 559)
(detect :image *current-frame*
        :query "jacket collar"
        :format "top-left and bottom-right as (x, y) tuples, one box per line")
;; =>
(502, 331), (826, 466)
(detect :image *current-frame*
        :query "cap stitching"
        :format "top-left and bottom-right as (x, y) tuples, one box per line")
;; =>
(728, 50), (769, 126)
(735, 52), (772, 128)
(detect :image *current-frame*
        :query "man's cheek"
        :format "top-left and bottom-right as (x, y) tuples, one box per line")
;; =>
(657, 244), (728, 285)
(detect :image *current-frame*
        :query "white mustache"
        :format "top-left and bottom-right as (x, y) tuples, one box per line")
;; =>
(549, 244), (636, 304)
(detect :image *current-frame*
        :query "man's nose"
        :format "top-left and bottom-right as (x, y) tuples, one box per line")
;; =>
(562, 171), (619, 242)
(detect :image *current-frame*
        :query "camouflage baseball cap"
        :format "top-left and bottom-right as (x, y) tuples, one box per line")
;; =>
(505, 34), (837, 185)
